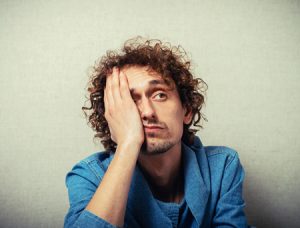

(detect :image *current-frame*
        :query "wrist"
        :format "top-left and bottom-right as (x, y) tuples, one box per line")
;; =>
(115, 140), (142, 157)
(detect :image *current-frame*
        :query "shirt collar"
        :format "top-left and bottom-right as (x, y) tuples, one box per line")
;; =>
(182, 137), (210, 226)
(126, 136), (209, 227)
(126, 164), (172, 227)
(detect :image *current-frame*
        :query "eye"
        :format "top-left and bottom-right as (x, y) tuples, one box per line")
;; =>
(153, 92), (167, 101)
(132, 97), (139, 103)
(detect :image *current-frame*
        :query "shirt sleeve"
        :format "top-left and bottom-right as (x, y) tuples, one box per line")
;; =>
(64, 160), (118, 228)
(212, 151), (248, 228)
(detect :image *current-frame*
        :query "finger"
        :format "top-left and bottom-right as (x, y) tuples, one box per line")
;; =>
(104, 88), (117, 142)
(111, 67), (122, 103)
(119, 71), (132, 100)
(105, 72), (115, 107)
(104, 88), (109, 118)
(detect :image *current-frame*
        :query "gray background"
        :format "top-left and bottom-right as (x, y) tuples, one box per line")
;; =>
(0, 0), (299, 227)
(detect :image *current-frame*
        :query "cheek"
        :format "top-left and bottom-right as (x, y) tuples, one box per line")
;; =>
(157, 105), (185, 134)
(170, 121), (184, 137)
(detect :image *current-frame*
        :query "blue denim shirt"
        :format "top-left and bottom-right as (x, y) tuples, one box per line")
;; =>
(64, 137), (248, 227)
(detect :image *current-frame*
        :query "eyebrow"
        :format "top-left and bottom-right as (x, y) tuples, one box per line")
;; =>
(129, 79), (169, 95)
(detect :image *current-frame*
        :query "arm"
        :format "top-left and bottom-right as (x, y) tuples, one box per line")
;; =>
(65, 68), (144, 227)
(213, 151), (248, 228)
(85, 142), (140, 227)
(86, 68), (144, 227)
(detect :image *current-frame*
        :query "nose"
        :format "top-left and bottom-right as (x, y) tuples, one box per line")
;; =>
(138, 98), (156, 121)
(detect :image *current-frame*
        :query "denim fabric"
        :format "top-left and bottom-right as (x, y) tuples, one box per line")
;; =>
(64, 137), (248, 227)
(156, 196), (188, 227)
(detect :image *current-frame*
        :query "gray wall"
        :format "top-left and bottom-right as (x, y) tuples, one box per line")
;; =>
(0, 0), (299, 227)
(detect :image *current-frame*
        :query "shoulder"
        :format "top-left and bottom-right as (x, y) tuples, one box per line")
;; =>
(65, 151), (114, 185)
(80, 151), (113, 168)
(202, 146), (243, 177)
(200, 146), (245, 189)
(190, 140), (244, 181)
(188, 137), (242, 173)
(204, 146), (240, 168)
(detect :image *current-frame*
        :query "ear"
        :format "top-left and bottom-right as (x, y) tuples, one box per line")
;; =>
(183, 107), (193, 125)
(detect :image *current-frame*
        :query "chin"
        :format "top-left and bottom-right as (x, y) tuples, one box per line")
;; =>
(140, 138), (176, 156)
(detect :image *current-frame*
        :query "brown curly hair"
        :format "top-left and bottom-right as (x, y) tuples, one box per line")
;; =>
(82, 37), (207, 152)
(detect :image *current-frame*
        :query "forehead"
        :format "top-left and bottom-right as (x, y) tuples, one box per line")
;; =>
(122, 66), (171, 90)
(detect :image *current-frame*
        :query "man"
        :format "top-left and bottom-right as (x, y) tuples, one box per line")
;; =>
(64, 37), (248, 228)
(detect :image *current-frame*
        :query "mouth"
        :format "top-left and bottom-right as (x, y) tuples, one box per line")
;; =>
(143, 125), (164, 133)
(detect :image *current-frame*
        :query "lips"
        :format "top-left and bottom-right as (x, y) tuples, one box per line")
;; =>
(144, 125), (162, 129)
(144, 125), (163, 129)
(143, 125), (163, 133)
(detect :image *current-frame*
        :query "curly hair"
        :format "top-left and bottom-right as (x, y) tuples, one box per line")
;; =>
(82, 37), (207, 152)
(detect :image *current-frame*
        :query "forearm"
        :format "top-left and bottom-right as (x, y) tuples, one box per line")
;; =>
(85, 141), (140, 227)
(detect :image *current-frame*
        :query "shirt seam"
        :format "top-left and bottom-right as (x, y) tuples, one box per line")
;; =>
(206, 149), (237, 169)
(80, 159), (105, 181)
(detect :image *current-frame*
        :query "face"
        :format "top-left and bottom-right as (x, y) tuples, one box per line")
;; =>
(122, 66), (192, 155)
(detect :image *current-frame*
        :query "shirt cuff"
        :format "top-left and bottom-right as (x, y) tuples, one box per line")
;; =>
(73, 210), (119, 228)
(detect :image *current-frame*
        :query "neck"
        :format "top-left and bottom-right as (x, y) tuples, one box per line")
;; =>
(137, 143), (184, 203)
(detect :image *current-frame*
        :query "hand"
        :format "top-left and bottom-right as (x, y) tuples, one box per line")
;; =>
(104, 67), (144, 149)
